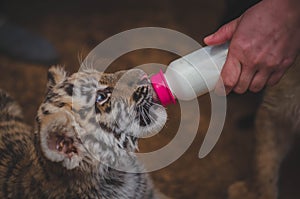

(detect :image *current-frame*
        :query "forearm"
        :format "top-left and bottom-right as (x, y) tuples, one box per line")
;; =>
(268, 0), (300, 5)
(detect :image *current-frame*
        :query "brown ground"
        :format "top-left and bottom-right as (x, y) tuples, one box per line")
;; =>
(0, 0), (299, 198)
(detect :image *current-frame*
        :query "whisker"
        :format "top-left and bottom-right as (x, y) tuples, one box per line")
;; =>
(142, 106), (157, 123)
(128, 108), (137, 134)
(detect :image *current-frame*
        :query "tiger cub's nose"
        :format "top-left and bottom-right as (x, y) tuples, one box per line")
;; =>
(137, 75), (150, 86)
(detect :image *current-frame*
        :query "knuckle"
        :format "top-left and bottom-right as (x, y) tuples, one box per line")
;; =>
(235, 40), (251, 54)
(265, 58), (280, 69)
(233, 82), (247, 94)
(251, 56), (262, 67)
(264, 55), (294, 70)
(243, 53), (263, 70)
(249, 84), (263, 92)
(240, 43), (251, 53)
(233, 86), (247, 94)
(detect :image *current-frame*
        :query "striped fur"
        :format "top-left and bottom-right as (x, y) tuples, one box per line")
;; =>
(0, 66), (167, 199)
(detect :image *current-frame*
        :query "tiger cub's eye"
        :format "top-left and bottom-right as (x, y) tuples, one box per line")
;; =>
(96, 92), (107, 102)
(96, 90), (111, 105)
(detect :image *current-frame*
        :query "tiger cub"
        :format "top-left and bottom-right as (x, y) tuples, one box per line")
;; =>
(0, 66), (167, 199)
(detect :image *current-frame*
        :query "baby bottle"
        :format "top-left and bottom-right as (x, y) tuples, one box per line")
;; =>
(151, 42), (229, 106)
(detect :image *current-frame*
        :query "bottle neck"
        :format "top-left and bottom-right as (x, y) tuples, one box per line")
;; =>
(150, 70), (176, 106)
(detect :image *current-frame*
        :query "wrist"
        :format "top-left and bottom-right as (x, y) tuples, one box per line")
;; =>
(263, 0), (300, 53)
(263, 0), (300, 25)
(263, 0), (300, 14)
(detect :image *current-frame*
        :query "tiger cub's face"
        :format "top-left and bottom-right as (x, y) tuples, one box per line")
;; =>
(36, 66), (167, 170)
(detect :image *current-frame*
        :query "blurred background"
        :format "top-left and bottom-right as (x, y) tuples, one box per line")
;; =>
(0, 0), (299, 198)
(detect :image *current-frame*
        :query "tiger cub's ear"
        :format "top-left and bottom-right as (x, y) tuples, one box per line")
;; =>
(47, 66), (67, 89)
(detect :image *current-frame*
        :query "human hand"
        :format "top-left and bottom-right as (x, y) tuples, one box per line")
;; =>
(204, 0), (300, 94)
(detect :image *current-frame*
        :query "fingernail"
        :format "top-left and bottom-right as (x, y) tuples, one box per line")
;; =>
(204, 34), (213, 42)
(233, 86), (245, 94)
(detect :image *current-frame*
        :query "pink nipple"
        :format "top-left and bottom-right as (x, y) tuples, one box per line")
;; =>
(150, 70), (176, 106)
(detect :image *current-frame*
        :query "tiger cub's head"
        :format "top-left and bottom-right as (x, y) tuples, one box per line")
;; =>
(36, 66), (167, 170)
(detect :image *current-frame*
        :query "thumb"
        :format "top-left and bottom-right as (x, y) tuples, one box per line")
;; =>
(204, 17), (240, 46)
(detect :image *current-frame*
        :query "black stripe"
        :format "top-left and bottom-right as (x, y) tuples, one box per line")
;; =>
(105, 105), (111, 113)
(0, 92), (14, 109)
(95, 104), (101, 114)
(122, 137), (129, 148)
(2, 159), (17, 197)
(47, 71), (56, 86)
(99, 122), (121, 140)
(2, 140), (24, 198)
(44, 90), (58, 103)
(134, 173), (143, 199)
(41, 106), (50, 115)
(64, 83), (74, 96)
(55, 102), (65, 108)
(16, 161), (33, 199)
(0, 113), (23, 122)
(30, 176), (47, 198)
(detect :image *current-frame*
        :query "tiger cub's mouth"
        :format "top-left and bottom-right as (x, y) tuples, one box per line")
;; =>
(133, 80), (162, 127)
(56, 136), (78, 156)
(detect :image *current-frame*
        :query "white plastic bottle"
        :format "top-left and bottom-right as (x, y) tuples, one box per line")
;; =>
(151, 42), (229, 106)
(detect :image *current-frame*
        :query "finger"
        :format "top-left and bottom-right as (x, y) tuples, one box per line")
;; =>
(267, 70), (286, 86)
(204, 17), (240, 46)
(233, 65), (256, 94)
(215, 54), (241, 95)
(214, 77), (227, 96)
(249, 70), (271, 92)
